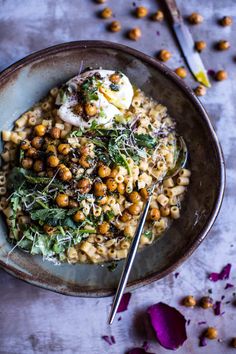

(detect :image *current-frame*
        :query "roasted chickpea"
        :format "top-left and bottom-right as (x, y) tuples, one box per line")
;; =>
(231, 338), (236, 348)
(129, 191), (141, 203)
(33, 160), (44, 172)
(128, 27), (142, 41)
(59, 167), (72, 181)
(31, 136), (44, 149)
(84, 103), (97, 116)
(128, 203), (141, 215)
(136, 6), (148, 18)
(217, 40), (230, 51)
(56, 193), (69, 208)
(98, 222), (110, 234)
(188, 12), (203, 24)
(215, 70), (228, 81)
(195, 40), (207, 52)
(158, 49), (172, 62)
(106, 178), (117, 192)
(47, 155), (59, 168)
(26, 147), (38, 158)
(117, 183), (125, 195)
(194, 84), (207, 96)
(68, 199), (79, 208)
(109, 20), (121, 32)
(109, 168), (119, 178)
(149, 208), (161, 221)
(50, 127), (61, 139)
(20, 140), (30, 150)
(98, 165), (111, 178)
(205, 327), (218, 340)
(175, 67), (187, 79)
(101, 7), (112, 19)
(140, 187), (149, 199)
(94, 182), (107, 197)
(58, 143), (70, 155)
(152, 10), (164, 21)
(77, 178), (92, 194)
(110, 73), (121, 84)
(79, 155), (90, 168)
(199, 296), (213, 309)
(34, 124), (46, 137)
(221, 16), (233, 26)
(120, 211), (132, 222)
(46, 144), (57, 155)
(182, 295), (196, 307)
(73, 104), (84, 115)
(43, 224), (56, 235)
(73, 210), (86, 222)
(21, 158), (33, 169)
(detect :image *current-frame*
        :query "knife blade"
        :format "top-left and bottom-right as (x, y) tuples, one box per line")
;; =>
(164, 0), (211, 87)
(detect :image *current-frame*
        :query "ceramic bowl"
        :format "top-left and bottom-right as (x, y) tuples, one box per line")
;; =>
(0, 41), (225, 296)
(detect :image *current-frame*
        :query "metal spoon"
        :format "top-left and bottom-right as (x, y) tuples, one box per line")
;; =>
(108, 137), (188, 325)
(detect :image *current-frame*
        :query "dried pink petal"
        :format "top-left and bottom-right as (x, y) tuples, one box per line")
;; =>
(147, 302), (187, 350)
(199, 334), (207, 347)
(117, 292), (131, 313)
(101, 335), (115, 346)
(142, 341), (150, 351)
(213, 301), (221, 316)
(225, 283), (234, 289)
(198, 321), (207, 325)
(209, 264), (232, 282)
(127, 348), (155, 354)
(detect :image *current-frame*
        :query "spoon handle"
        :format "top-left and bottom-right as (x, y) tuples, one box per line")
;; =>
(108, 191), (153, 325)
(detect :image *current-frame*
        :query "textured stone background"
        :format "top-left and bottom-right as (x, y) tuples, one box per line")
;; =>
(0, 0), (236, 353)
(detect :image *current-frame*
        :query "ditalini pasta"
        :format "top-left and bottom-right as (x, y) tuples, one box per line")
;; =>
(0, 69), (191, 264)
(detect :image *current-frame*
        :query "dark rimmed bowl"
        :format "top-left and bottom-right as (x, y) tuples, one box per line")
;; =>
(0, 41), (225, 297)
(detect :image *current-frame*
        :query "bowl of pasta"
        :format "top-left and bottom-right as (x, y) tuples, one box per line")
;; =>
(0, 41), (225, 296)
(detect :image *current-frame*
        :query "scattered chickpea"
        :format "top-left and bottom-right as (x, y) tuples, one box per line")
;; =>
(117, 183), (125, 195)
(50, 127), (61, 139)
(26, 147), (38, 158)
(56, 193), (69, 208)
(98, 165), (111, 178)
(110, 73), (121, 84)
(106, 178), (117, 192)
(34, 124), (47, 137)
(21, 158), (33, 170)
(129, 191), (141, 204)
(47, 155), (59, 168)
(109, 20), (121, 32)
(109, 168), (118, 178)
(98, 222), (110, 234)
(20, 140), (30, 150)
(182, 295), (197, 307)
(59, 167), (72, 181)
(140, 187), (149, 199)
(205, 327), (218, 340)
(101, 7), (112, 19)
(195, 40), (207, 52)
(77, 178), (92, 194)
(194, 84), (207, 96)
(33, 160), (44, 172)
(136, 6), (148, 18)
(58, 143), (70, 155)
(79, 155), (90, 168)
(31, 136), (44, 149)
(94, 182), (107, 197)
(220, 16), (233, 27)
(84, 102), (97, 116)
(188, 12), (204, 25)
(149, 208), (161, 221)
(128, 27), (142, 41)
(175, 67), (187, 79)
(217, 40), (230, 51)
(128, 203), (142, 215)
(231, 338), (236, 348)
(158, 49), (172, 62)
(73, 210), (86, 222)
(215, 70), (228, 81)
(120, 210), (132, 222)
(68, 199), (79, 208)
(152, 10), (164, 22)
(199, 296), (213, 309)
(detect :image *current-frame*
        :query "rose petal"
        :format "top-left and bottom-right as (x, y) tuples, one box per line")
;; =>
(147, 302), (187, 350)
(209, 264), (232, 282)
(101, 335), (115, 346)
(117, 292), (132, 313)
(127, 348), (155, 354)
(199, 335), (207, 347)
(225, 283), (234, 289)
(198, 321), (207, 325)
(213, 301), (221, 316)
(174, 272), (180, 279)
(142, 341), (149, 351)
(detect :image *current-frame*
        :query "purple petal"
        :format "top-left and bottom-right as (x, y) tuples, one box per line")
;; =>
(111, 336), (116, 344)
(118, 316), (122, 321)
(187, 319), (191, 326)
(198, 321), (207, 325)
(199, 335), (207, 347)
(209, 264), (232, 282)
(142, 341), (149, 351)
(156, 31), (160, 36)
(213, 301), (221, 316)
(207, 69), (216, 77)
(127, 348), (155, 354)
(225, 283), (234, 289)
(147, 302), (187, 350)
(117, 292), (132, 313)
(174, 272), (180, 279)
(102, 336), (113, 346)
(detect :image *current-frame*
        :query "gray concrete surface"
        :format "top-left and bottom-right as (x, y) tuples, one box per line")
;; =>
(0, 0), (236, 353)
